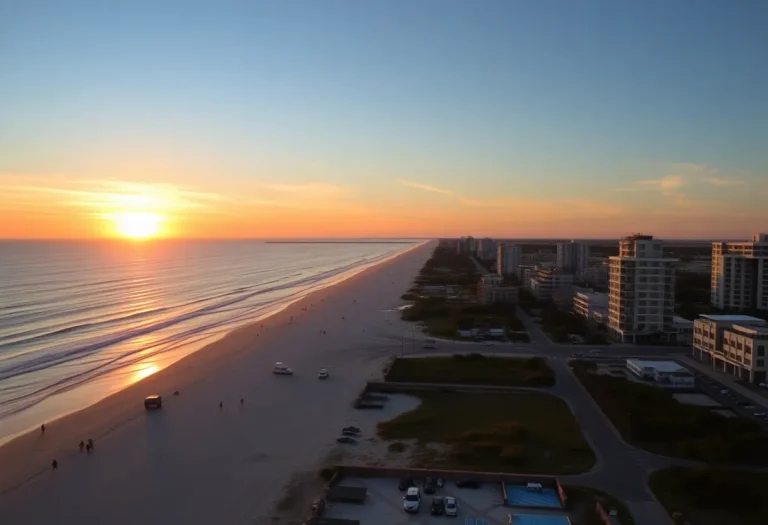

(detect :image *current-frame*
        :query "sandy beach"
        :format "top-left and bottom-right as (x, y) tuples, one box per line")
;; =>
(0, 240), (434, 524)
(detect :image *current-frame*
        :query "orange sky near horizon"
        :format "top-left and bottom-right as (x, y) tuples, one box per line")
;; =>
(0, 175), (765, 241)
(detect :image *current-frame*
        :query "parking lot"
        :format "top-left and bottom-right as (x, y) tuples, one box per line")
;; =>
(323, 477), (571, 525)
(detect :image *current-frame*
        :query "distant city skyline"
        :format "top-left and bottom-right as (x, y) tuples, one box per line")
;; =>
(1, 1), (766, 239)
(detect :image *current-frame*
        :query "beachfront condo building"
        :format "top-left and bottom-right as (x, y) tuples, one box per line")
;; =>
(608, 235), (678, 343)
(475, 237), (496, 261)
(556, 241), (590, 276)
(457, 236), (475, 254)
(711, 233), (768, 312)
(693, 314), (768, 384)
(496, 243), (522, 277)
(529, 267), (574, 301)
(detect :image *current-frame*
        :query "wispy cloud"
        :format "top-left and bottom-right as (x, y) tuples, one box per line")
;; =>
(265, 183), (352, 199)
(396, 179), (453, 196)
(613, 162), (744, 196)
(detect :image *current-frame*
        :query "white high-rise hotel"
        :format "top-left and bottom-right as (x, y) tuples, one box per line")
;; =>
(556, 241), (589, 275)
(496, 243), (522, 277)
(711, 233), (768, 312)
(608, 235), (678, 343)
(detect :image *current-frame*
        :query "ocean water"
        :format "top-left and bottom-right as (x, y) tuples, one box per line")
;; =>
(0, 240), (420, 443)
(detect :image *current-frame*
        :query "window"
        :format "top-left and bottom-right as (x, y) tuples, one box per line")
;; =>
(758, 359), (765, 368)
(759, 346), (765, 357)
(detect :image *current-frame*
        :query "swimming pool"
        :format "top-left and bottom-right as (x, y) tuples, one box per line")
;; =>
(510, 515), (570, 525)
(505, 485), (562, 508)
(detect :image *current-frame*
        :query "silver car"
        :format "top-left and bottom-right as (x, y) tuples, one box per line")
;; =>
(444, 496), (458, 516)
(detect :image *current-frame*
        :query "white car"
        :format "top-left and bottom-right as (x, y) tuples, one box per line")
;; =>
(444, 496), (458, 516)
(318, 368), (329, 379)
(719, 389), (729, 395)
(273, 362), (293, 375)
(403, 486), (420, 513)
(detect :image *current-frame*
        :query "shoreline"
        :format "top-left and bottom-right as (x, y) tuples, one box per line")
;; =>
(0, 240), (432, 496)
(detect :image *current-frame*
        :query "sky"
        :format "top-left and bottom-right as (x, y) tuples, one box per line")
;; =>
(1, 0), (766, 240)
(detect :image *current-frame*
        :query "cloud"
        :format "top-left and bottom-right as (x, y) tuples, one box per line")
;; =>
(264, 183), (352, 199)
(396, 179), (453, 196)
(636, 174), (685, 191)
(613, 162), (744, 196)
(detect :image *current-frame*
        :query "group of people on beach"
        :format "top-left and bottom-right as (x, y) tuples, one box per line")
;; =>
(41, 424), (95, 471)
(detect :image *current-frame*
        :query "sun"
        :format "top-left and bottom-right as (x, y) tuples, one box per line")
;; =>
(113, 212), (161, 239)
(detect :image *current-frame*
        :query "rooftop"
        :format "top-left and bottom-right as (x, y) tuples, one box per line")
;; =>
(627, 359), (689, 374)
(700, 314), (767, 324)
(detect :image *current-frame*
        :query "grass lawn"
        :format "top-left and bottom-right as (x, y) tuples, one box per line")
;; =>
(649, 467), (768, 525)
(377, 391), (595, 474)
(564, 486), (635, 525)
(385, 355), (555, 387)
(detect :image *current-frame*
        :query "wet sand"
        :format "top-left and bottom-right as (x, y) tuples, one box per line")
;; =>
(0, 241), (434, 524)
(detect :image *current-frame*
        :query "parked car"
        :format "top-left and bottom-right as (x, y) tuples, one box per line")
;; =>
(745, 405), (757, 410)
(403, 487), (421, 513)
(398, 476), (414, 491)
(144, 394), (162, 410)
(336, 436), (356, 444)
(273, 362), (293, 375)
(430, 497), (445, 515)
(424, 478), (436, 494)
(343, 426), (361, 433)
(456, 478), (480, 488)
(759, 383), (768, 389)
(341, 430), (357, 437)
(754, 412), (767, 418)
(318, 368), (329, 379)
(444, 496), (458, 516)
(719, 389), (729, 395)
(422, 344), (437, 349)
(436, 477), (444, 488)
(737, 400), (749, 406)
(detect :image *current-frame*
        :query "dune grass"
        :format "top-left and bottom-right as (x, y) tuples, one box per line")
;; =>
(385, 354), (555, 387)
(377, 390), (594, 474)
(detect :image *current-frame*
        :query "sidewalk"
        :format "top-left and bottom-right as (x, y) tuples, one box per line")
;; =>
(680, 356), (768, 410)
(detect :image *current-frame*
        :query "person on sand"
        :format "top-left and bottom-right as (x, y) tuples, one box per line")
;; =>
(78, 441), (84, 452)
(52, 459), (58, 470)
(219, 401), (223, 409)
(87, 438), (94, 452)
(40, 423), (45, 434)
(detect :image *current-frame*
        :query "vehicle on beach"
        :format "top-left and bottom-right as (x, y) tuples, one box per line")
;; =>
(144, 395), (162, 410)
(318, 368), (329, 379)
(336, 436), (356, 444)
(273, 362), (293, 375)
(341, 430), (358, 437)
(444, 496), (458, 516)
(343, 426), (361, 433)
(403, 486), (421, 513)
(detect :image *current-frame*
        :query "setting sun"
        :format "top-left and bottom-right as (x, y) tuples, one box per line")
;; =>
(113, 212), (161, 239)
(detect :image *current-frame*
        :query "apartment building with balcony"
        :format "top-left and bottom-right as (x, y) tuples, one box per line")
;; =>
(477, 274), (519, 304)
(608, 235), (678, 343)
(529, 267), (575, 301)
(573, 291), (609, 323)
(711, 233), (768, 312)
(496, 243), (522, 277)
(692, 314), (768, 383)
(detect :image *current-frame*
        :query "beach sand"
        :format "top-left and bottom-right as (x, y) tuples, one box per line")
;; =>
(0, 241), (435, 524)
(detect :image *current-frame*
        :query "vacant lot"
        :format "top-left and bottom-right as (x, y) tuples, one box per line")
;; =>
(377, 391), (594, 474)
(564, 486), (635, 525)
(386, 355), (555, 387)
(650, 467), (768, 525)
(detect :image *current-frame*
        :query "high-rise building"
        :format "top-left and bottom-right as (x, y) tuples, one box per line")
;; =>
(496, 243), (522, 277)
(556, 241), (590, 275)
(457, 236), (475, 254)
(529, 267), (575, 301)
(475, 237), (496, 260)
(693, 314), (768, 383)
(711, 233), (768, 312)
(608, 235), (678, 343)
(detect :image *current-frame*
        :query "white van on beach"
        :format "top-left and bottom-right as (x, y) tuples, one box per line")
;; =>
(272, 362), (293, 375)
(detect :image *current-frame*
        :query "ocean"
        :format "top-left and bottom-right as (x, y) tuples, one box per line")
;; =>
(0, 240), (420, 443)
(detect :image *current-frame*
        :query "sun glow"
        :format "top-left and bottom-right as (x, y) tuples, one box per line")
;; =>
(113, 212), (161, 239)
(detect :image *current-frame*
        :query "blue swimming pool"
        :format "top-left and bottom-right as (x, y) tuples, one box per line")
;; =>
(505, 485), (562, 508)
(510, 515), (570, 525)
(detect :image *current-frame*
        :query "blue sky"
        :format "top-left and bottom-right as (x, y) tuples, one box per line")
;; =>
(1, 0), (766, 238)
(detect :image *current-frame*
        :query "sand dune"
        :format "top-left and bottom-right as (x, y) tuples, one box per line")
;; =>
(0, 241), (434, 524)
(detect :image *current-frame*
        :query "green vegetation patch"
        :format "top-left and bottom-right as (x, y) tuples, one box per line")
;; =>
(377, 391), (595, 474)
(650, 467), (768, 525)
(386, 355), (554, 387)
(572, 361), (768, 465)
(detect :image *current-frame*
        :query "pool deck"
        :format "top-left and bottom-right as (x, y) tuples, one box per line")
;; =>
(505, 485), (562, 509)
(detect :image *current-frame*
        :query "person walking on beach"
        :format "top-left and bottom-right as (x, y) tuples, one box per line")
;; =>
(78, 441), (84, 452)
(219, 401), (223, 409)
(40, 423), (45, 434)
(240, 398), (244, 407)
(52, 459), (58, 470)
(87, 438), (94, 452)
